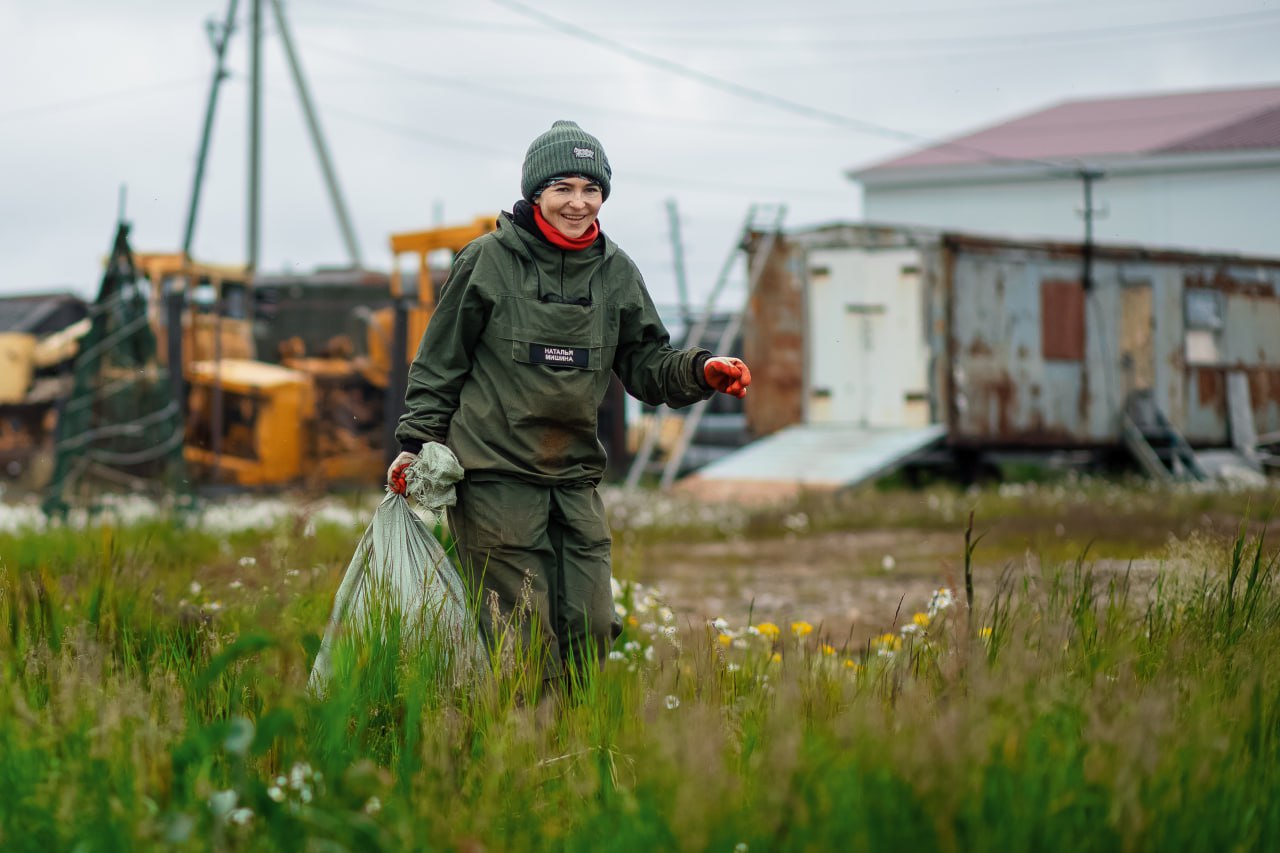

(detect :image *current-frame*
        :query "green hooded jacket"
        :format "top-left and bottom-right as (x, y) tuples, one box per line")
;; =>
(396, 213), (712, 485)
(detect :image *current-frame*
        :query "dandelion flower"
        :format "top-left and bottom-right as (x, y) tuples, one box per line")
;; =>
(770, 652), (782, 664)
(979, 626), (993, 639)
(626, 616), (639, 627)
(872, 633), (901, 651)
(790, 621), (813, 638)
(844, 659), (862, 671)
(820, 643), (836, 656)
(912, 612), (930, 628)
(756, 622), (781, 641)
(718, 634), (733, 647)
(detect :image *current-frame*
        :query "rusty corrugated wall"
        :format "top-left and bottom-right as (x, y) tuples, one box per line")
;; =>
(943, 235), (1280, 447)
(742, 232), (805, 438)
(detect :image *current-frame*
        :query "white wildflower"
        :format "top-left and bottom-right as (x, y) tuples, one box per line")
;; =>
(208, 790), (237, 818)
(222, 716), (254, 756)
(189, 581), (202, 596)
(238, 556), (257, 568)
(664, 695), (680, 710)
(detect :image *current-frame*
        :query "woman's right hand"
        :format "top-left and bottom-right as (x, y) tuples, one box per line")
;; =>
(386, 451), (418, 494)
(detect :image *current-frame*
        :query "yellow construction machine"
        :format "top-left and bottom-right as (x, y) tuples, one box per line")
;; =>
(133, 216), (494, 488)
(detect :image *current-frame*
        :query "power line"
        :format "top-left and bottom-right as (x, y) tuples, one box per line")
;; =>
(252, 80), (852, 200)
(301, 39), (850, 136)
(0, 76), (206, 124)
(488, 0), (1069, 171)
(591, 9), (1280, 51)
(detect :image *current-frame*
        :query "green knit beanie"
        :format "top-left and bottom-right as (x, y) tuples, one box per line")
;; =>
(521, 120), (612, 202)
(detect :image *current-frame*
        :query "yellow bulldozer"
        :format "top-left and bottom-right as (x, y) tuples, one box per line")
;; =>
(146, 215), (495, 488)
(3, 216), (494, 493)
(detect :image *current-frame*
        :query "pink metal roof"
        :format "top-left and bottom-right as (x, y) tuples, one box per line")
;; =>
(861, 85), (1280, 173)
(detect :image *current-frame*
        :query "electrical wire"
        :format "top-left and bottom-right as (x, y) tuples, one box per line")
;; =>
(300, 40), (848, 136)
(487, 0), (1070, 171)
(579, 9), (1280, 52)
(0, 76), (206, 124)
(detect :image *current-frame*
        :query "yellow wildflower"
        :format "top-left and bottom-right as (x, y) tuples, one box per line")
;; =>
(979, 626), (993, 639)
(820, 643), (836, 656)
(627, 616), (639, 627)
(912, 612), (930, 629)
(790, 621), (814, 638)
(770, 652), (782, 664)
(872, 633), (901, 651)
(718, 633), (733, 647)
(844, 659), (862, 672)
(756, 622), (781, 641)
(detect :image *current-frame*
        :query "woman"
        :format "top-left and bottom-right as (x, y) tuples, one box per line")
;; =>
(388, 120), (750, 686)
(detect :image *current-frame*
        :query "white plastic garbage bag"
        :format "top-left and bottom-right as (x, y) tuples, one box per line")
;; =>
(308, 445), (483, 695)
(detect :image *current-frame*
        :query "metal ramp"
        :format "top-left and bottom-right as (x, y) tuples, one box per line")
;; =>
(1121, 391), (1207, 483)
(674, 423), (947, 501)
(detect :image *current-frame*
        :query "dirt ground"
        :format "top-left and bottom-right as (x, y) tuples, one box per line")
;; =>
(621, 527), (1187, 641)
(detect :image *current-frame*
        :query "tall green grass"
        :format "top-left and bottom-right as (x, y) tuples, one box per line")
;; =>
(1, 513), (1278, 851)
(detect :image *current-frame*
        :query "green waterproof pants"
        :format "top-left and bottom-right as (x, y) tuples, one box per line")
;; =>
(446, 476), (619, 680)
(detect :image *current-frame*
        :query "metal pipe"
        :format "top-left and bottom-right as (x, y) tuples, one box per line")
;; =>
(247, 0), (262, 271)
(166, 287), (185, 418)
(268, 0), (363, 267)
(182, 0), (240, 257)
(666, 199), (691, 326)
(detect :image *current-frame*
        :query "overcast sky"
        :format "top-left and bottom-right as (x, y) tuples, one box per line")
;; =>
(3, 0), (1279, 311)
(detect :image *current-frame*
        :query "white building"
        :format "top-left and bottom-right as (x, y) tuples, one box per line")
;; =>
(849, 85), (1280, 258)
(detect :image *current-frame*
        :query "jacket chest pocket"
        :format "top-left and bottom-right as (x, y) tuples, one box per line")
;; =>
(497, 295), (608, 371)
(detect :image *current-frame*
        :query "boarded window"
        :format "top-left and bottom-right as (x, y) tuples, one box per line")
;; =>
(1041, 279), (1085, 361)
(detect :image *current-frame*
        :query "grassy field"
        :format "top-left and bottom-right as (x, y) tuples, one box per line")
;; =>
(1, 479), (1279, 851)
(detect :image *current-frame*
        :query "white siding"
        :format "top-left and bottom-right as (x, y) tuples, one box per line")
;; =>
(863, 165), (1280, 258)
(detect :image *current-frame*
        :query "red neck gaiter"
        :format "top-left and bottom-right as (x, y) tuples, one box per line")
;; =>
(533, 205), (599, 251)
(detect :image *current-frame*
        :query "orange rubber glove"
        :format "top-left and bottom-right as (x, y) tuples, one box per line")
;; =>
(386, 451), (416, 495)
(704, 356), (751, 398)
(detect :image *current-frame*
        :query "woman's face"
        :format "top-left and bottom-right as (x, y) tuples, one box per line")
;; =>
(535, 177), (603, 239)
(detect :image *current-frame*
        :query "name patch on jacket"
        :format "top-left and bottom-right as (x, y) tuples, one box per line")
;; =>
(531, 344), (588, 369)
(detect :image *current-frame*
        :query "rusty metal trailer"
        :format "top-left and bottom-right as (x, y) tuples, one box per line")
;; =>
(722, 223), (1280, 488)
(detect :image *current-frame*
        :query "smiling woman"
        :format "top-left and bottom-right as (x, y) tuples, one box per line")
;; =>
(385, 119), (752, 699)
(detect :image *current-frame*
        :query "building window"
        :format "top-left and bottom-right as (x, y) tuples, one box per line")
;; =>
(1184, 288), (1223, 365)
(1041, 279), (1085, 361)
